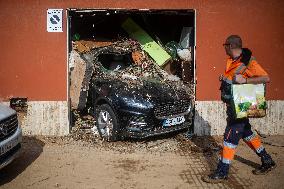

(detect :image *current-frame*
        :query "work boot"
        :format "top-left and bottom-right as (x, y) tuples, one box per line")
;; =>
(202, 161), (229, 183)
(253, 153), (276, 175)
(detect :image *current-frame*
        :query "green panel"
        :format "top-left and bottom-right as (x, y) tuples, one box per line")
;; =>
(122, 18), (171, 66)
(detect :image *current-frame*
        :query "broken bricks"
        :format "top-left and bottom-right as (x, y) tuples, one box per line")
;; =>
(73, 40), (113, 53)
(70, 39), (194, 112)
(122, 18), (172, 66)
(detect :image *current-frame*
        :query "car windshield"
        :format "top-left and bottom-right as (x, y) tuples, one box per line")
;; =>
(83, 41), (183, 84)
(98, 53), (133, 72)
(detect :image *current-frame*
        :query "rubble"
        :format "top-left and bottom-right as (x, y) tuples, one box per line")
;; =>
(73, 40), (113, 53)
(99, 40), (192, 92)
(45, 120), (221, 155)
(70, 110), (98, 143)
(181, 60), (193, 83)
(69, 39), (194, 111)
(10, 97), (28, 112)
(68, 103), (198, 154)
(121, 18), (171, 66)
(177, 48), (192, 61)
(68, 17), (195, 141)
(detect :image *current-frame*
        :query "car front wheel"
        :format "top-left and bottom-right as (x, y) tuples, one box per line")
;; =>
(95, 104), (119, 141)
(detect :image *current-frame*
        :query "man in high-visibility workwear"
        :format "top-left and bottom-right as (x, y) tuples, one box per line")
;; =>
(202, 35), (276, 183)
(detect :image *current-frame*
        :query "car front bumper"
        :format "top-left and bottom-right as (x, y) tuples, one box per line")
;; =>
(125, 121), (191, 139)
(0, 126), (22, 170)
(119, 108), (193, 139)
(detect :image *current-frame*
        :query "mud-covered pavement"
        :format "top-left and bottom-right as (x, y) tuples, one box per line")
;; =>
(0, 132), (283, 189)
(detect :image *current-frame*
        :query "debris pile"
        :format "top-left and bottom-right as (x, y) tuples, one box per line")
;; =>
(69, 38), (195, 140)
(70, 39), (194, 109)
(69, 17), (195, 141)
(70, 110), (98, 143)
(121, 18), (172, 66)
(41, 130), (223, 156)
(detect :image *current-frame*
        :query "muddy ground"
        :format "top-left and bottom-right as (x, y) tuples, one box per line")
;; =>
(0, 129), (283, 189)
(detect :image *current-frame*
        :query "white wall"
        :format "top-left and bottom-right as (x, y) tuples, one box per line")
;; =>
(194, 100), (284, 136)
(1, 101), (69, 136)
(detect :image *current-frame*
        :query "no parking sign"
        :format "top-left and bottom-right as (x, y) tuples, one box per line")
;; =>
(47, 9), (63, 32)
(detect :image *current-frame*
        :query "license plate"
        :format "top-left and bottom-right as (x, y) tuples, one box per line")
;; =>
(0, 136), (20, 156)
(163, 116), (185, 127)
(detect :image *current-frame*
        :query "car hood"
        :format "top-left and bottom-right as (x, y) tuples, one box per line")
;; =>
(142, 80), (189, 102)
(0, 104), (16, 121)
(113, 78), (191, 104)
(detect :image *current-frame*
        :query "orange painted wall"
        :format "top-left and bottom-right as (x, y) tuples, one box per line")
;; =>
(0, 0), (283, 101)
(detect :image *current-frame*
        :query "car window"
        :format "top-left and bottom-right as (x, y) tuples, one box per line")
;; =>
(97, 53), (133, 72)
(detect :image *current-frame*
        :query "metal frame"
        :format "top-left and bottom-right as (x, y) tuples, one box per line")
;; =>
(66, 9), (71, 129)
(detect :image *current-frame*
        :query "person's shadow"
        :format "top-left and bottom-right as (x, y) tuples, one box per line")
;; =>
(0, 136), (44, 185)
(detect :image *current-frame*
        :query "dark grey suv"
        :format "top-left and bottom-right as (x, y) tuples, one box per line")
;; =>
(81, 41), (194, 141)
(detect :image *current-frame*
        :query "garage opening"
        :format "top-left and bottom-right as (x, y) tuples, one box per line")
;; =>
(67, 9), (196, 137)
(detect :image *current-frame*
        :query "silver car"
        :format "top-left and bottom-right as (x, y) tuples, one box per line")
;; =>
(0, 104), (22, 169)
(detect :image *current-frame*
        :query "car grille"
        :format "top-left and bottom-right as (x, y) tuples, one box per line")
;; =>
(0, 114), (18, 141)
(0, 143), (21, 164)
(154, 100), (191, 118)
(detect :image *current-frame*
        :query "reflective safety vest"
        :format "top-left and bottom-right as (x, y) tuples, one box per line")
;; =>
(220, 54), (268, 103)
(223, 56), (256, 84)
